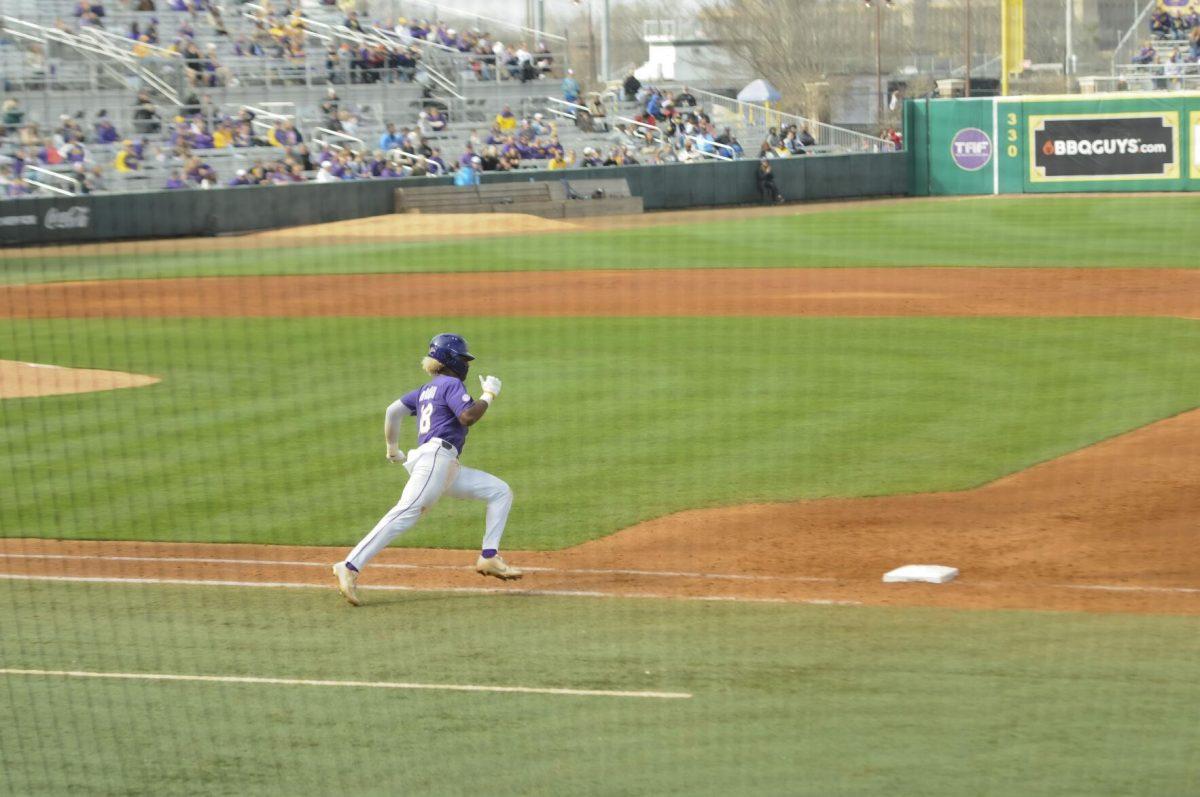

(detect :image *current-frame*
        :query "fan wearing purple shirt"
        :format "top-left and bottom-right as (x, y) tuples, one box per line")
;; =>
(333, 334), (518, 606)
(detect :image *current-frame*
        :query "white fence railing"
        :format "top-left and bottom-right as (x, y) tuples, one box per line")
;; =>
(686, 87), (895, 153)
(1111, 1), (1158, 73)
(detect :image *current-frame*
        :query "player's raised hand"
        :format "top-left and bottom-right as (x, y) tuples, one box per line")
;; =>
(479, 375), (502, 398)
(386, 448), (405, 464)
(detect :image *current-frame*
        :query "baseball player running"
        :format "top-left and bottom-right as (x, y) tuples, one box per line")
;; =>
(333, 333), (520, 606)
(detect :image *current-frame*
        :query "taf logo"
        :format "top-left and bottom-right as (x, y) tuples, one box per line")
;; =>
(950, 128), (992, 171)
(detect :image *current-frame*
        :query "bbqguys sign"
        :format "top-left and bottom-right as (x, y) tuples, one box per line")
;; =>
(1030, 112), (1179, 182)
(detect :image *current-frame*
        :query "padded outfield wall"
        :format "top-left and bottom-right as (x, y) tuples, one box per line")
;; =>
(0, 152), (907, 247)
(907, 92), (1200, 195)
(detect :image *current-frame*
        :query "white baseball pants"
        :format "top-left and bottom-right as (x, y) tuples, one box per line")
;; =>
(346, 438), (513, 571)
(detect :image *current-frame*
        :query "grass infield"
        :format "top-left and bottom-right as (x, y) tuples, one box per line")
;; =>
(2, 316), (1199, 548)
(1, 580), (1198, 795)
(2, 195), (1199, 285)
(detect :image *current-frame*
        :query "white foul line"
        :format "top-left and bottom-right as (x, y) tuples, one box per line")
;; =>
(0, 553), (839, 584)
(4, 554), (1198, 596)
(0, 668), (692, 700)
(1056, 583), (1200, 595)
(0, 573), (861, 606)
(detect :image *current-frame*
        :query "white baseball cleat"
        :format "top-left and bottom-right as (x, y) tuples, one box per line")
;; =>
(475, 555), (522, 580)
(332, 562), (363, 606)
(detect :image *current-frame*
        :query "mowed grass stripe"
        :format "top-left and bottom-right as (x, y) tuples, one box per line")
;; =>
(4, 195), (1200, 284)
(3, 580), (1198, 795)
(3, 316), (1200, 547)
(0, 668), (692, 700)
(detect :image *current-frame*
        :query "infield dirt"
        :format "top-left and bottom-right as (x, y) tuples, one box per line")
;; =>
(0, 360), (159, 399)
(3, 267), (1200, 319)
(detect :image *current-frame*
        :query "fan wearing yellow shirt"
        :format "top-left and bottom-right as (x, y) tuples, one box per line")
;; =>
(547, 150), (575, 170)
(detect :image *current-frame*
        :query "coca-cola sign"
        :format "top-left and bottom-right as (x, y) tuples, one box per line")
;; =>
(43, 206), (90, 230)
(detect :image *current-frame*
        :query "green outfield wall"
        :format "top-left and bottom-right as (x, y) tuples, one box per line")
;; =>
(907, 92), (1200, 195)
(0, 153), (907, 246)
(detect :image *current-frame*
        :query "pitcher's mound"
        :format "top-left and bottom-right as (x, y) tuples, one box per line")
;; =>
(0, 360), (160, 399)
(255, 212), (578, 244)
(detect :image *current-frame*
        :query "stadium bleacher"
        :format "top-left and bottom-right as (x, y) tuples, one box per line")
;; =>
(0, 0), (891, 200)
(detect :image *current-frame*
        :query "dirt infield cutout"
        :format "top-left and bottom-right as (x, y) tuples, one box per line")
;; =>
(0, 360), (159, 399)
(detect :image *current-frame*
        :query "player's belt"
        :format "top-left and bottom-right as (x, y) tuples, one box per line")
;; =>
(434, 438), (458, 455)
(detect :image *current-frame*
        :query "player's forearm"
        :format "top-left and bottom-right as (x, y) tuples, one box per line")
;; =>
(383, 399), (410, 450)
(459, 400), (488, 427)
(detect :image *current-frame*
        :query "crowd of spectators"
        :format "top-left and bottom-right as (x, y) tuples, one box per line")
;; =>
(1149, 7), (1200, 42)
(1133, 8), (1200, 81)
(29, 0), (567, 90)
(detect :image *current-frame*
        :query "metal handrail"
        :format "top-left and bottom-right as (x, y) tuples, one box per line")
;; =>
(684, 86), (893, 153)
(387, 148), (443, 175)
(1112, 0), (1159, 74)
(3, 15), (181, 103)
(24, 165), (81, 196)
(391, 0), (567, 43)
(313, 127), (365, 152)
(618, 116), (731, 162)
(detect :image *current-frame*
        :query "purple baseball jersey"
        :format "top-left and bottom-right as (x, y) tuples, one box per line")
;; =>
(401, 374), (475, 453)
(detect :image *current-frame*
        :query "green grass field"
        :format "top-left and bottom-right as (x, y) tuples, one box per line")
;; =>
(3, 196), (1199, 794)
(3, 581), (1199, 796)
(3, 195), (1200, 285)
(3, 316), (1199, 547)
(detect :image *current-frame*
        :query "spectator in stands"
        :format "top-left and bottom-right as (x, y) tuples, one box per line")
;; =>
(531, 113), (552, 137)
(94, 111), (120, 144)
(114, 140), (141, 172)
(380, 122), (404, 151)
(579, 147), (603, 168)
(757, 140), (777, 159)
(676, 87), (697, 107)
(623, 73), (641, 102)
(2, 100), (24, 132)
(535, 41), (553, 75)
(480, 145), (500, 172)
(165, 169), (187, 189)
(677, 139), (702, 163)
(1151, 10), (1172, 40)
(454, 156), (482, 186)
(562, 69), (581, 104)
(63, 142), (88, 165)
(426, 147), (446, 174)
(316, 160), (337, 182)
(495, 106), (517, 132)
(212, 120), (233, 149)
(69, 162), (92, 194)
(756, 159), (783, 204)
(1165, 46), (1186, 89)
(1189, 26), (1200, 60)
(646, 91), (664, 120)
(1132, 41), (1157, 65)
(799, 126), (816, 148)
(425, 107), (448, 132)
(191, 119), (215, 150)
(782, 127), (804, 156)
(37, 139), (64, 166)
(547, 150), (574, 170)
(268, 119), (301, 147)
